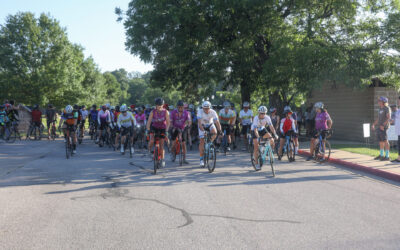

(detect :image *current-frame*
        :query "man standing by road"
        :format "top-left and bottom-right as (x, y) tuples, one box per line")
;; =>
(31, 105), (42, 139)
(46, 104), (57, 139)
(372, 96), (391, 161)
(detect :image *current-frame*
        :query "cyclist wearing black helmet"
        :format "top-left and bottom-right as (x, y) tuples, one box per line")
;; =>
(170, 100), (191, 163)
(45, 104), (57, 139)
(146, 97), (170, 168)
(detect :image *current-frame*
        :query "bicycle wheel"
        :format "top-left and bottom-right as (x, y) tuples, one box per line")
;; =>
(65, 138), (70, 159)
(319, 140), (331, 162)
(153, 145), (158, 174)
(268, 147), (275, 177)
(178, 140), (183, 166)
(6, 129), (16, 143)
(129, 135), (133, 158)
(250, 144), (258, 170)
(222, 134), (227, 155)
(258, 149), (263, 170)
(287, 140), (295, 162)
(208, 144), (216, 173)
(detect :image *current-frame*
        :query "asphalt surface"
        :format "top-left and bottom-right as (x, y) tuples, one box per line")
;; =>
(1, 139), (400, 249)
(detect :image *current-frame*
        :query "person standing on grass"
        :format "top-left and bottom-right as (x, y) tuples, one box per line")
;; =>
(392, 97), (400, 163)
(372, 96), (391, 161)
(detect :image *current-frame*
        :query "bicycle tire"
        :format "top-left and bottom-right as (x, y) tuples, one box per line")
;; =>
(258, 149), (263, 169)
(208, 144), (216, 173)
(250, 144), (257, 170)
(179, 139), (183, 166)
(268, 147), (275, 177)
(318, 140), (331, 162)
(66, 138), (70, 159)
(7, 129), (16, 143)
(153, 145), (159, 174)
(287, 140), (295, 162)
(204, 144), (209, 169)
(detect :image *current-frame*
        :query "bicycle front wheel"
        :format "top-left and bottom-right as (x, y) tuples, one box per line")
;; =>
(287, 141), (295, 162)
(208, 144), (216, 173)
(320, 140), (331, 162)
(153, 146), (158, 174)
(65, 139), (70, 159)
(179, 140), (183, 166)
(268, 147), (275, 177)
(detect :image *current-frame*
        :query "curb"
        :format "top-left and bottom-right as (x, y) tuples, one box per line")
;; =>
(298, 150), (400, 183)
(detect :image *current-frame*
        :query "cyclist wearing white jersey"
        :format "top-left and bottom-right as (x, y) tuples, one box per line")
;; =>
(117, 104), (137, 154)
(251, 106), (278, 165)
(239, 101), (253, 150)
(197, 101), (222, 167)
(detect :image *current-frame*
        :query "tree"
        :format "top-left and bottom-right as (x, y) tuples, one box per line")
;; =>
(118, 0), (400, 108)
(0, 12), (86, 107)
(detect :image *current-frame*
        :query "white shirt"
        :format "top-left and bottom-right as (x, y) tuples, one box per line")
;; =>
(197, 109), (219, 125)
(239, 109), (253, 125)
(251, 115), (272, 130)
(118, 111), (136, 128)
(80, 109), (88, 120)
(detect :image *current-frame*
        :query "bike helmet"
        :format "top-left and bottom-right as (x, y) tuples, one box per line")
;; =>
(105, 103), (111, 109)
(155, 98), (164, 106)
(120, 104), (127, 112)
(92, 104), (97, 109)
(177, 100), (184, 107)
(73, 104), (79, 110)
(130, 104), (135, 110)
(223, 101), (231, 108)
(81, 105), (86, 109)
(270, 107), (276, 113)
(314, 102), (324, 109)
(379, 96), (388, 103)
(202, 101), (211, 108)
(258, 106), (268, 113)
(101, 105), (106, 111)
(183, 103), (188, 109)
(243, 102), (250, 108)
(145, 104), (151, 109)
(65, 105), (73, 114)
(110, 106), (115, 110)
(189, 104), (194, 109)
(115, 105), (120, 112)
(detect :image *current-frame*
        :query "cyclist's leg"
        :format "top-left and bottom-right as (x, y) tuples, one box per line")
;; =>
(278, 137), (285, 156)
(253, 138), (259, 163)
(181, 131), (187, 156)
(199, 128), (205, 158)
(171, 128), (178, 154)
(47, 120), (51, 138)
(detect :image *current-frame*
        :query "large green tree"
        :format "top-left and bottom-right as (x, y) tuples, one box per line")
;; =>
(118, 0), (400, 107)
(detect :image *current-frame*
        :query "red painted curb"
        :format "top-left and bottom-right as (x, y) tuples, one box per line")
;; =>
(298, 150), (400, 183)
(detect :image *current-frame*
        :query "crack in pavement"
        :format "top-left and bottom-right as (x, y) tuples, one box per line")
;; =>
(70, 176), (301, 228)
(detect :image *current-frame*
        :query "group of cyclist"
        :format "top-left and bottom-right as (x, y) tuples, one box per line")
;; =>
(0, 101), (20, 139)
(1, 98), (332, 169)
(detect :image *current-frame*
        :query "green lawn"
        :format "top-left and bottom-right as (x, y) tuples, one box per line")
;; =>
(331, 144), (398, 161)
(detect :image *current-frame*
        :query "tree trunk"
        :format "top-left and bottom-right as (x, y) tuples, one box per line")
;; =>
(269, 90), (285, 114)
(240, 80), (251, 105)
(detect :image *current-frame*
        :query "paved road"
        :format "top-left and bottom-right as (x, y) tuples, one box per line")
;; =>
(1, 139), (400, 249)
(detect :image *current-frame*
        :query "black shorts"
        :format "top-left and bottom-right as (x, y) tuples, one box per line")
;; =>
(241, 124), (251, 135)
(221, 124), (232, 135)
(47, 120), (56, 128)
(252, 127), (270, 140)
(376, 128), (388, 142)
(312, 130), (329, 140)
(171, 128), (185, 142)
(79, 119), (86, 128)
(121, 126), (134, 137)
(150, 126), (166, 139)
(280, 130), (296, 139)
(33, 121), (41, 128)
(99, 121), (108, 130)
(90, 120), (98, 129)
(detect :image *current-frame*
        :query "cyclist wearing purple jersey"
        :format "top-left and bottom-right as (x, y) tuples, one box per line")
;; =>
(170, 100), (191, 164)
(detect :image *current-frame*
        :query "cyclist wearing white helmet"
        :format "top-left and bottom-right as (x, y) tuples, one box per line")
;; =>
(97, 104), (112, 146)
(251, 106), (278, 167)
(239, 101), (253, 150)
(197, 101), (222, 167)
(58, 105), (78, 154)
(218, 101), (235, 151)
(306, 102), (333, 162)
(118, 104), (137, 154)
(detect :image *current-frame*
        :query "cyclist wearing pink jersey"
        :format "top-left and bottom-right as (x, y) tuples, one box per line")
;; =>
(170, 100), (192, 164)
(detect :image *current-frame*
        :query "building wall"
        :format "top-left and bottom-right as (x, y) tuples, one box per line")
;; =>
(306, 83), (396, 142)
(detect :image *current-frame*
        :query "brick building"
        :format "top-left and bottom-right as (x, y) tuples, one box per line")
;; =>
(306, 82), (398, 142)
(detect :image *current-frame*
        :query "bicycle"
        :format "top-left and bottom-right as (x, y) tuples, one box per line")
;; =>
(65, 126), (75, 159)
(313, 129), (332, 162)
(152, 130), (165, 175)
(121, 127), (134, 158)
(245, 126), (253, 153)
(49, 121), (57, 140)
(251, 137), (275, 176)
(171, 129), (184, 166)
(26, 122), (41, 140)
(220, 126), (229, 156)
(89, 121), (97, 141)
(135, 124), (145, 149)
(279, 132), (296, 162)
(203, 125), (217, 173)
(78, 122), (85, 144)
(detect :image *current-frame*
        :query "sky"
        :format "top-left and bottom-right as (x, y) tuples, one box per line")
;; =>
(0, 0), (153, 73)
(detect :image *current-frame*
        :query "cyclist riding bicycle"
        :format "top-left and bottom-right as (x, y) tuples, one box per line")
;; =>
(198, 101), (222, 167)
(278, 107), (297, 160)
(45, 104), (57, 139)
(97, 105), (112, 145)
(251, 106), (278, 167)
(89, 104), (99, 137)
(6, 104), (19, 132)
(239, 101), (253, 150)
(306, 102), (333, 162)
(0, 105), (8, 137)
(118, 104), (137, 154)
(218, 101), (235, 151)
(170, 100), (191, 164)
(146, 98), (170, 168)
(58, 105), (78, 154)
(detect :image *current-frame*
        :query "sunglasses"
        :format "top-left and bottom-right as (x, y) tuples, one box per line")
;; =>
(259, 113), (266, 115)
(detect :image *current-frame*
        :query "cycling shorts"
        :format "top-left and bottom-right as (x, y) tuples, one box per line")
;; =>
(150, 125), (166, 139)
(121, 126), (134, 137)
(251, 127), (271, 140)
(198, 124), (216, 139)
(47, 120), (56, 128)
(221, 124), (232, 135)
(241, 124), (251, 135)
(99, 121), (108, 130)
(171, 128), (185, 142)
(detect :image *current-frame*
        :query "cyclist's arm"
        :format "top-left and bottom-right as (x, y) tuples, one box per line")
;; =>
(188, 113), (192, 127)
(166, 111), (170, 131)
(279, 119), (284, 134)
(146, 111), (153, 131)
(131, 113), (137, 127)
(327, 119), (332, 129)
(215, 119), (222, 133)
(291, 119), (297, 133)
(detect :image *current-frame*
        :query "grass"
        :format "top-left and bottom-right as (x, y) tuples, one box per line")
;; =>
(331, 144), (398, 161)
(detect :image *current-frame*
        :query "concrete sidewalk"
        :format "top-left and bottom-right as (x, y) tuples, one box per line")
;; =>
(298, 141), (400, 182)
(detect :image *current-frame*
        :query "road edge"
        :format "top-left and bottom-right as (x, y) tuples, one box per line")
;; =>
(298, 150), (400, 183)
